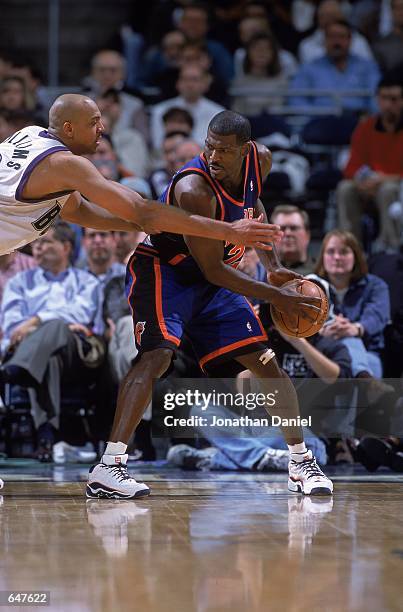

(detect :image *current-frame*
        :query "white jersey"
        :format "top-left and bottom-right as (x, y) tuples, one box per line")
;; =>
(0, 125), (73, 255)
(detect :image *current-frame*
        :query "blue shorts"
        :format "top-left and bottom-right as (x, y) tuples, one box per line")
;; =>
(126, 245), (268, 372)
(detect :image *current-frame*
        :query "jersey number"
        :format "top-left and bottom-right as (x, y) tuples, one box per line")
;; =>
(31, 201), (61, 235)
(224, 243), (245, 267)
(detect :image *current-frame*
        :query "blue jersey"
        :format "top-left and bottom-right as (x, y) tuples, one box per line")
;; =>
(149, 141), (262, 270)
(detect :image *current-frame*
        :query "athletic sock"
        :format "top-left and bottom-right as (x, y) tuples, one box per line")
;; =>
(288, 442), (308, 462)
(104, 441), (127, 455)
(102, 441), (128, 464)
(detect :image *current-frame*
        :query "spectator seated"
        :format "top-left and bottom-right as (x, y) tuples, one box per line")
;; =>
(336, 77), (403, 253)
(0, 222), (105, 461)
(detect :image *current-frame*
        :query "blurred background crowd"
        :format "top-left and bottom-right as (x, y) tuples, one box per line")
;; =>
(0, 0), (402, 473)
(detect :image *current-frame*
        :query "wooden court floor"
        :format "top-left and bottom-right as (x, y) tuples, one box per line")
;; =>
(0, 463), (402, 612)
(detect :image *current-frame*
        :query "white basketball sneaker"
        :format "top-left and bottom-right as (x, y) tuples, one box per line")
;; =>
(288, 450), (333, 496)
(86, 454), (150, 499)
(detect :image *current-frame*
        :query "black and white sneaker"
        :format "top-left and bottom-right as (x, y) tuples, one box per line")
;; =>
(288, 450), (333, 496)
(86, 454), (150, 499)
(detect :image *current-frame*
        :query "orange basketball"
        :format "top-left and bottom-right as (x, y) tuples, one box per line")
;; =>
(270, 279), (329, 338)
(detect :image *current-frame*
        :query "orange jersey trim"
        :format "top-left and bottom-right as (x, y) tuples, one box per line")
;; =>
(126, 257), (137, 309)
(168, 253), (188, 265)
(153, 259), (181, 346)
(167, 166), (226, 222)
(251, 141), (262, 196)
(199, 333), (268, 370)
(136, 244), (159, 257)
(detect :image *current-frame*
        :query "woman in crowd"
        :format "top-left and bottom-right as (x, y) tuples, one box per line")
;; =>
(0, 75), (34, 113)
(231, 33), (290, 115)
(315, 230), (390, 379)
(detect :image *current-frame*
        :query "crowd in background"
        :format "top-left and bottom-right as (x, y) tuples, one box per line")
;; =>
(0, 0), (402, 472)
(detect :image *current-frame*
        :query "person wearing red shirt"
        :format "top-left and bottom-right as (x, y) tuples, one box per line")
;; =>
(337, 77), (403, 249)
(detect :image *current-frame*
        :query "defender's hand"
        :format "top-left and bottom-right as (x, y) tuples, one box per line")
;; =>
(268, 267), (303, 287)
(270, 282), (322, 324)
(229, 215), (283, 250)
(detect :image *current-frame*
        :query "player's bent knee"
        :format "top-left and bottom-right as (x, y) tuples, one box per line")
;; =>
(137, 348), (174, 377)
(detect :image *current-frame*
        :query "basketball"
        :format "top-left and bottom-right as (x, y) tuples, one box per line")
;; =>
(270, 279), (329, 338)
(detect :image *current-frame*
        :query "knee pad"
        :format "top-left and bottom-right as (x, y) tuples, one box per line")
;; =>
(259, 348), (276, 365)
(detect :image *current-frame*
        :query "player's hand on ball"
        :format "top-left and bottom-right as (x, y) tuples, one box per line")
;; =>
(268, 267), (303, 287)
(271, 282), (322, 324)
(229, 215), (283, 249)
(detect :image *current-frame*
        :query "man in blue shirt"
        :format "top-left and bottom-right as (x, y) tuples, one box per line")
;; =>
(289, 20), (381, 113)
(0, 221), (100, 458)
(81, 228), (125, 335)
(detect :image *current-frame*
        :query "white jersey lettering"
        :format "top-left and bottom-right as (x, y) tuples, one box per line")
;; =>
(0, 125), (72, 255)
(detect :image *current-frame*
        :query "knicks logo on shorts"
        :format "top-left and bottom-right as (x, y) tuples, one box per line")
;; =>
(135, 321), (146, 346)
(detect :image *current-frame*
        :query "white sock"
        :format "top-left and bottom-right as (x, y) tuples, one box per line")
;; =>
(288, 442), (308, 461)
(104, 441), (127, 456)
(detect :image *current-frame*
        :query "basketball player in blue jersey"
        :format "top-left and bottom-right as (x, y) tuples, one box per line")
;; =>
(86, 111), (333, 499)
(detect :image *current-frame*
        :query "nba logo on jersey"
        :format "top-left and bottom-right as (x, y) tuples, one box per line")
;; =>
(250, 180), (254, 192)
(135, 321), (146, 346)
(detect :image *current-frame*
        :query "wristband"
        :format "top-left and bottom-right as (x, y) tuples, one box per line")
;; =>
(355, 323), (364, 337)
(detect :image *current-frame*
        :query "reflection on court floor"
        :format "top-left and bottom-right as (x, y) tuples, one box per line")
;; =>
(0, 463), (402, 612)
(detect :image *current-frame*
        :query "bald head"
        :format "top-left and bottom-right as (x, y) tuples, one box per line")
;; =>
(49, 94), (98, 131)
(48, 94), (104, 155)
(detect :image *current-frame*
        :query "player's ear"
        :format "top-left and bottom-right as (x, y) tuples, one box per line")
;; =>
(63, 121), (73, 139)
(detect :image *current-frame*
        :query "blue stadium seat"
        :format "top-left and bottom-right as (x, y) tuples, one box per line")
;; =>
(248, 112), (291, 139)
(301, 114), (358, 146)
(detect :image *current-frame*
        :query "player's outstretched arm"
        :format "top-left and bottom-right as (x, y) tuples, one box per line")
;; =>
(57, 156), (283, 248)
(60, 192), (144, 232)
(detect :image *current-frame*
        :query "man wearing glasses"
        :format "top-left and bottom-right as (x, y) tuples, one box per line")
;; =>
(270, 204), (315, 275)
